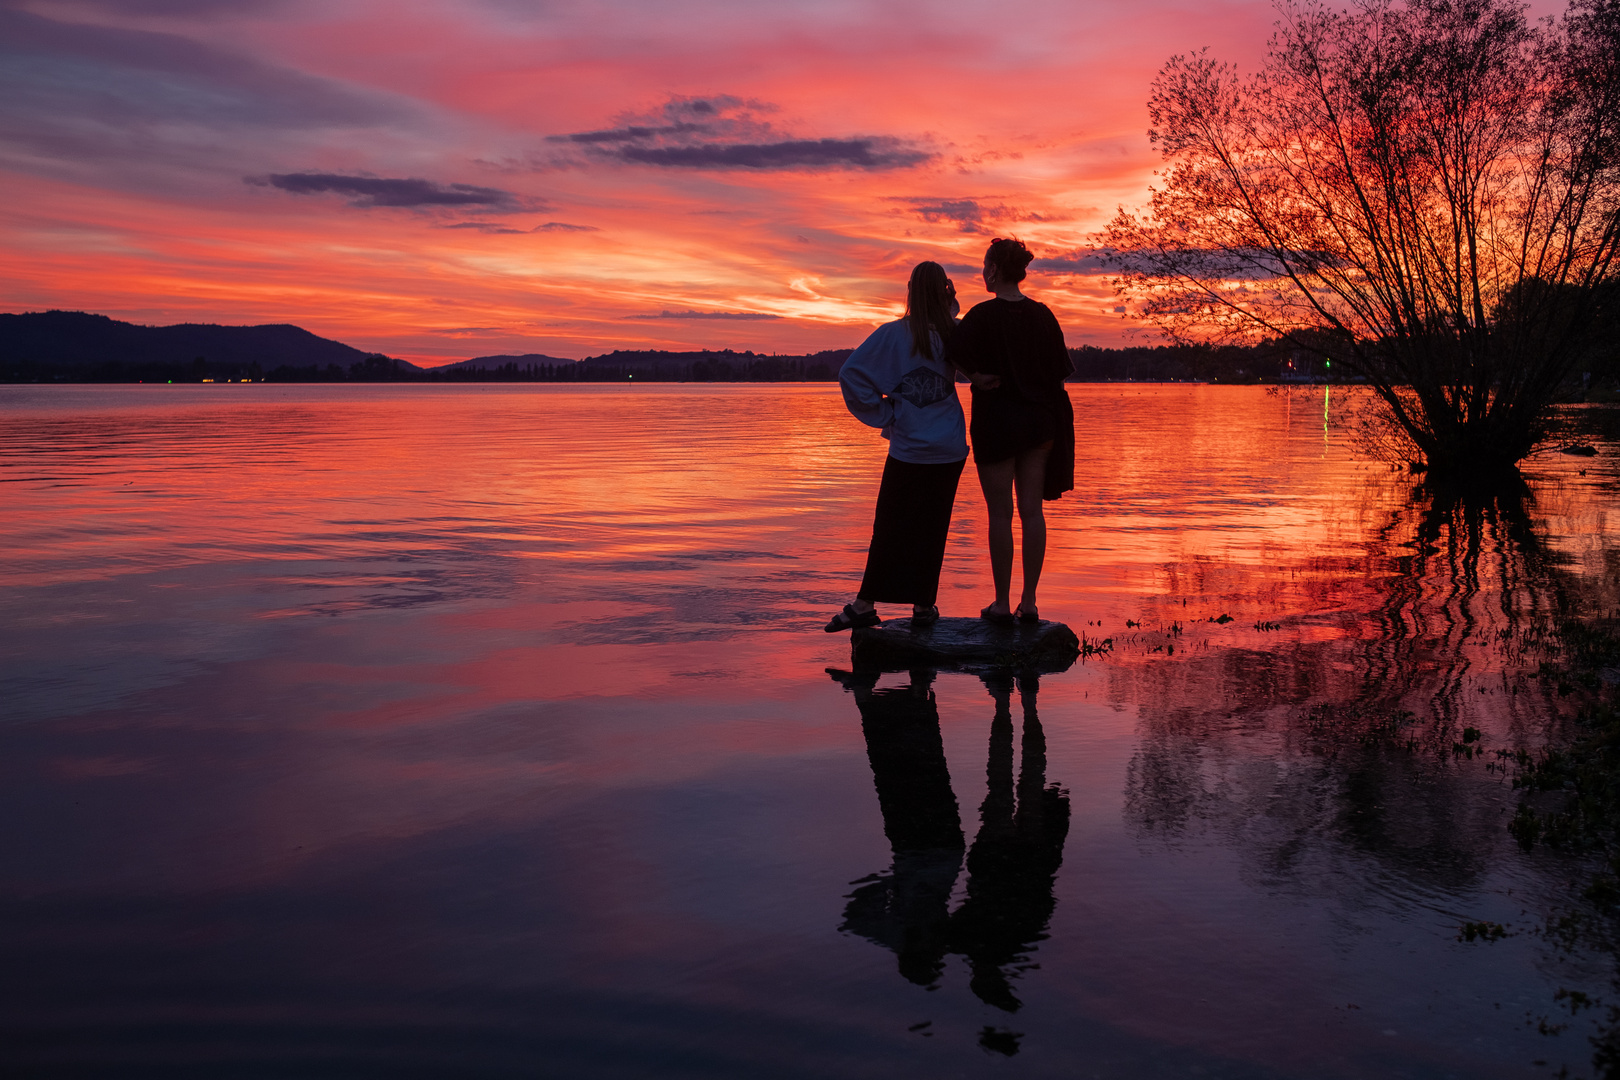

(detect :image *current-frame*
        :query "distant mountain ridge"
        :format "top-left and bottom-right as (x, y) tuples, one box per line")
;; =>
(0, 311), (407, 378)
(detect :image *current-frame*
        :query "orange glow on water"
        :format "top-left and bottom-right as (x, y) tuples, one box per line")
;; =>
(5, 383), (1620, 1073)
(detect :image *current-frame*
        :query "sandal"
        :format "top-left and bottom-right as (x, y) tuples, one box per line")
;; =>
(1014, 603), (1039, 623)
(825, 603), (882, 633)
(911, 605), (940, 625)
(980, 604), (1015, 626)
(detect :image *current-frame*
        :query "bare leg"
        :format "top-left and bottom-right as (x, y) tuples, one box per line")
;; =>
(1013, 446), (1050, 615)
(976, 457), (1016, 614)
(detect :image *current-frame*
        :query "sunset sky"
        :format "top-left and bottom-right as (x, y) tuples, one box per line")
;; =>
(0, 0), (1289, 365)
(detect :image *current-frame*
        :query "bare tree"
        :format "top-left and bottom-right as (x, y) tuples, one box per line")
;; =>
(1104, 0), (1620, 475)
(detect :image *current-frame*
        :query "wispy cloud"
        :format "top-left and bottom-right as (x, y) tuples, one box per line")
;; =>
(250, 173), (523, 209)
(547, 96), (931, 171)
(620, 139), (925, 169)
(627, 310), (782, 320)
(550, 96), (766, 145)
(442, 220), (596, 234)
(33, 0), (291, 12)
(0, 8), (409, 188)
(554, 125), (710, 146)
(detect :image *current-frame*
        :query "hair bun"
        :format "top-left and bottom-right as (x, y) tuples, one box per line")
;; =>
(987, 237), (1034, 282)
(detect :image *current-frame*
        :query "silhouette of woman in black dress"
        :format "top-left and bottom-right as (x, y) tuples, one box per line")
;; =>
(945, 238), (1076, 625)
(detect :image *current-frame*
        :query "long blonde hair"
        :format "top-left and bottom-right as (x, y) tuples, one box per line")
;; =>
(905, 261), (954, 360)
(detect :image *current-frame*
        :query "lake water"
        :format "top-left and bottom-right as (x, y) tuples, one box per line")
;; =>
(2, 383), (1618, 1078)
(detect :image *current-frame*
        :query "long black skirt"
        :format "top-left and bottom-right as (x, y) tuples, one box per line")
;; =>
(859, 455), (966, 606)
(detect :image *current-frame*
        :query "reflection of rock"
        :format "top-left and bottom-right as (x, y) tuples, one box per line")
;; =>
(851, 617), (1080, 674)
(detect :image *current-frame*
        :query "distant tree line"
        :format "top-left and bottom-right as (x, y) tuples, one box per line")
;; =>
(0, 307), (1424, 386)
(1068, 341), (1336, 382)
(7, 340), (1384, 385)
(423, 341), (1348, 384)
(421, 350), (857, 383)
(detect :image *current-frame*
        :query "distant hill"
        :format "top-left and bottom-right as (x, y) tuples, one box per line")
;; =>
(0, 310), (415, 381)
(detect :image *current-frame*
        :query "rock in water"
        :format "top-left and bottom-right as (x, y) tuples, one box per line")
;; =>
(850, 617), (1082, 673)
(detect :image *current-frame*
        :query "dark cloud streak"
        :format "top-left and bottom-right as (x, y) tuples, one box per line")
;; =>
(252, 173), (520, 209)
(441, 220), (597, 234)
(548, 95), (929, 172)
(1035, 251), (1112, 273)
(911, 199), (987, 223)
(551, 122), (707, 145)
(617, 138), (928, 170)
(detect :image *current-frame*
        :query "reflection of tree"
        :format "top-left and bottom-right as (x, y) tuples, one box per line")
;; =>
(1119, 480), (1611, 900)
(1356, 479), (1565, 739)
(835, 670), (1069, 1028)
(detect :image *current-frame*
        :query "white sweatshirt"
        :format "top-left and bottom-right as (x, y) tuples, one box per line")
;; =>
(838, 319), (968, 464)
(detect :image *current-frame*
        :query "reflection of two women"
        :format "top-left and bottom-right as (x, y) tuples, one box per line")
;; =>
(833, 668), (1070, 1013)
